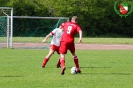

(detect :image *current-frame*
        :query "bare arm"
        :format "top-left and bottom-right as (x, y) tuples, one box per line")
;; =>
(42, 33), (51, 43)
(78, 30), (82, 44)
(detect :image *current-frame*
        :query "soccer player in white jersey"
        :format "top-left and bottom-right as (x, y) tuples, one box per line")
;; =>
(41, 28), (63, 68)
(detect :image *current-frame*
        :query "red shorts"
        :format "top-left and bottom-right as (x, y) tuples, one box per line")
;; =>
(50, 45), (59, 54)
(59, 41), (75, 54)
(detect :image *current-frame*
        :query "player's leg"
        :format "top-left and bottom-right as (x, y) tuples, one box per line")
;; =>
(42, 49), (54, 68)
(56, 58), (61, 68)
(60, 54), (66, 75)
(55, 47), (61, 68)
(72, 53), (81, 73)
(69, 43), (81, 73)
(59, 41), (67, 75)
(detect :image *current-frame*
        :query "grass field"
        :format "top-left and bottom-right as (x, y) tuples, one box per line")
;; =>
(0, 48), (133, 88)
(0, 37), (133, 44)
(14, 37), (133, 44)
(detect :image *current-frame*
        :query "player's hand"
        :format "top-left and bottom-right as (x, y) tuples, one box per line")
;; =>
(78, 39), (82, 44)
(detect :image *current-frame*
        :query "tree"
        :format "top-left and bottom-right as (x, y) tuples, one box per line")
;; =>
(1, 0), (133, 37)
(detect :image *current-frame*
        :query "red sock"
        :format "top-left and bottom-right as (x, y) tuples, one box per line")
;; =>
(60, 58), (65, 68)
(42, 58), (49, 67)
(73, 56), (79, 68)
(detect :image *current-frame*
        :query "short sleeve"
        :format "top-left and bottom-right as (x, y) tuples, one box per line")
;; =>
(50, 28), (58, 35)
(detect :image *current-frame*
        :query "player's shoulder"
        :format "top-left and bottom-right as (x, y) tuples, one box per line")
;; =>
(52, 28), (59, 33)
(63, 21), (70, 25)
(54, 28), (63, 32)
(69, 22), (79, 27)
(54, 28), (60, 30)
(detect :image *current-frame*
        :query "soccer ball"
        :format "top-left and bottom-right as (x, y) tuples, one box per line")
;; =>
(71, 67), (77, 74)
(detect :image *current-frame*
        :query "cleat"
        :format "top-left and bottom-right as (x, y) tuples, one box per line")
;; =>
(76, 68), (81, 73)
(42, 66), (44, 68)
(56, 65), (61, 68)
(61, 67), (66, 75)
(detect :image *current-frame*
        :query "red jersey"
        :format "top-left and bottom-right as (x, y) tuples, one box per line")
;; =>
(60, 21), (82, 42)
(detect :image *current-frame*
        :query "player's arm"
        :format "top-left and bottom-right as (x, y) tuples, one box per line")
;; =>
(78, 30), (82, 44)
(42, 28), (58, 43)
(42, 33), (51, 43)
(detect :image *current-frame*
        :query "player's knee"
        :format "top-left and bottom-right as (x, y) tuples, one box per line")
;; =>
(73, 56), (78, 59)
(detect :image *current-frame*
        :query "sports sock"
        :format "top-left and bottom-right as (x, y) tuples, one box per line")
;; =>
(73, 56), (79, 68)
(42, 58), (49, 67)
(60, 58), (65, 68)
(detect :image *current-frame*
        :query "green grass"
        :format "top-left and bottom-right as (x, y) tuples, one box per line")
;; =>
(0, 49), (133, 88)
(0, 37), (133, 44)
(82, 38), (133, 44)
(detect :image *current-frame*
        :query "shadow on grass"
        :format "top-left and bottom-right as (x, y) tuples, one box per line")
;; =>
(81, 72), (131, 75)
(67, 66), (110, 70)
(67, 66), (110, 69)
(81, 66), (110, 68)
(0, 75), (23, 77)
(67, 66), (132, 75)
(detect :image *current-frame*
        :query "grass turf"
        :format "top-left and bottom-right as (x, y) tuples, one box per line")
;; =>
(1, 37), (133, 44)
(0, 49), (133, 88)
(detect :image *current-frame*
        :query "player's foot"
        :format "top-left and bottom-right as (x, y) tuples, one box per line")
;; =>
(42, 66), (45, 68)
(61, 67), (66, 75)
(56, 65), (61, 68)
(76, 68), (81, 73)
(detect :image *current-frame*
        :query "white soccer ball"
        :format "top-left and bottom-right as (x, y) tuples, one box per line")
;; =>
(71, 67), (77, 74)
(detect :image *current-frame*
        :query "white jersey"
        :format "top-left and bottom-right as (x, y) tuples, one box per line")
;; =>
(50, 28), (63, 46)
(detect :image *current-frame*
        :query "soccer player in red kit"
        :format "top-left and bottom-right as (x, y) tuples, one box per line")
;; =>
(59, 16), (82, 75)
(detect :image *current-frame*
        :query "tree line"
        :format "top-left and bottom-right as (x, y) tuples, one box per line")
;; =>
(1, 0), (133, 37)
